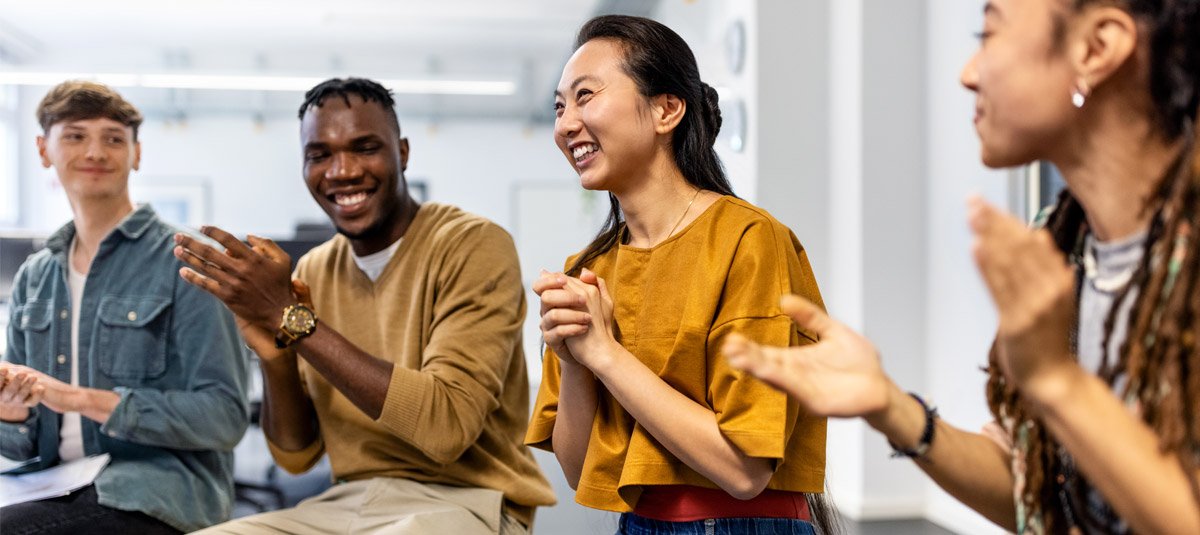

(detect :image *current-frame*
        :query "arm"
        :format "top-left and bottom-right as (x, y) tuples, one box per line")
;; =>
(723, 296), (1018, 529)
(1025, 367), (1200, 534)
(967, 197), (1200, 534)
(175, 224), (525, 464)
(559, 271), (775, 499)
(0, 265), (41, 460)
(550, 359), (599, 489)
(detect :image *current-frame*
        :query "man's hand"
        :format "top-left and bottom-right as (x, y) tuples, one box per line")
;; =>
(0, 363), (84, 415)
(0, 363), (42, 421)
(174, 229), (295, 331)
(239, 279), (314, 362)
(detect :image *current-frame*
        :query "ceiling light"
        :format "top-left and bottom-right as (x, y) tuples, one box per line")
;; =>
(0, 71), (516, 96)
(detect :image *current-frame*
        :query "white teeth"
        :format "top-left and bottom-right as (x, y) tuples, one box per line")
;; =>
(572, 144), (598, 160)
(334, 192), (369, 206)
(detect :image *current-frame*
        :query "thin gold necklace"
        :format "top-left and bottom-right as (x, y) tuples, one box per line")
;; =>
(662, 188), (702, 244)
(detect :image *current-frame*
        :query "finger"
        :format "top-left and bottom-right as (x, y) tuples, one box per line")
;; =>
(540, 289), (585, 315)
(541, 309), (593, 332)
(595, 275), (611, 302)
(179, 266), (231, 300)
(579, 268), (598, 286)
(532, 272), (568, 295)
(25, 384), (45, 407)
(248, 235), (292, 265)
(545, 324), (590, 342)
(174, 235), (240, 273)
(200, 226), (255, 259)
(779, 295), (837, 337)
(291, 279), (313, 305)
(174, 245), (241, 286)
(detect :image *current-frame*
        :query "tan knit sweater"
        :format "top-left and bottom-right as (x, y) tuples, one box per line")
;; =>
(266, 203), (555, 524)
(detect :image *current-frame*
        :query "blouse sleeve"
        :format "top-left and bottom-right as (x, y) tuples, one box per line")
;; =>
(706, 220), (824, 460)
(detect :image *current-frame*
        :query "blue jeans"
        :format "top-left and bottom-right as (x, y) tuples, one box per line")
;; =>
(618, 513), (817, 535)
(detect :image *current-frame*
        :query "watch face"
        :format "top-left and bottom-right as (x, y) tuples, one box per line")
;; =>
(284, 306), (316, 333)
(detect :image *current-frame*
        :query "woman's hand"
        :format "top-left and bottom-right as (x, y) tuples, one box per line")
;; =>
(533, 270), (591, 367)
(723, 295), (892, 420)
(967, 197), (1079, 400)
(560, 269), (620, 370)
(0, 363), (44, 421)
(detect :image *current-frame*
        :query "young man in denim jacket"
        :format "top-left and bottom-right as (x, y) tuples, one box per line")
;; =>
(0, 81), (250, 534)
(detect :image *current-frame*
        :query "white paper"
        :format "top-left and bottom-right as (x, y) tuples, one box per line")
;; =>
(0, 454), (110, 507)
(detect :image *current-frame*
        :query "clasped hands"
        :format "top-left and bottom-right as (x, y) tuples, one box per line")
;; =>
(0, 362), (78, 419)
(533, 268), (620, 371)
(173, 226), (310, 360)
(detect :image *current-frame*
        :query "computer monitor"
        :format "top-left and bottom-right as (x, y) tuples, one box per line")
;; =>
(0, 237), (43, 303)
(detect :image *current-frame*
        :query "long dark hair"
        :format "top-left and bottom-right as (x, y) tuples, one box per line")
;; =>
(986, 1), (1200, 531)
(564, 15), (736, 276)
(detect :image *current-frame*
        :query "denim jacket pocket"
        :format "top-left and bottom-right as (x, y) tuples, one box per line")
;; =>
(97, 296), (172, 380)
(13, 300), (53, 368)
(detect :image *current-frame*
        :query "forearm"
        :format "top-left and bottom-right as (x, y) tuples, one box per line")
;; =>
(70, 388), (120, 425)
(551, 360), (599, 489)
(293, 327), (392, 419)
(1026, 365), (1200, 534)
(866, 384), (1016, 530)
(260, 353), (319, 451)
(592, 347), (774, 499)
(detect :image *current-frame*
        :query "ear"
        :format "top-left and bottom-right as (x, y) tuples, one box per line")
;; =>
(1070, 6), (1138, 90)
(650, 94), (686, 135)
(399, 137), (410, 172)
(132, 141), (142, 171)
(36, 135), (52, 169)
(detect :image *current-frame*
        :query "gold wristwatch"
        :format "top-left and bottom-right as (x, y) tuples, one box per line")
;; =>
(274, 304), (318, 349)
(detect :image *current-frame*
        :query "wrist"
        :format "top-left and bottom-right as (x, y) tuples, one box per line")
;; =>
(866, 382), (921, 441)
(0, 404), (30, 422)
(1020, 360), (1086, 415)
(582, 341), (623, 378)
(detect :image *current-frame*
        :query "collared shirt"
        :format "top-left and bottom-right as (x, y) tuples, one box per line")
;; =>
(0, 205), (250, 532)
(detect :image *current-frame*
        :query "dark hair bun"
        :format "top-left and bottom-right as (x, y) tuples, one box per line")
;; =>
(699, 83), (723, 143)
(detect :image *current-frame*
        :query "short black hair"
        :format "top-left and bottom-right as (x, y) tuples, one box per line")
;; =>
(298, 77), (401, 134)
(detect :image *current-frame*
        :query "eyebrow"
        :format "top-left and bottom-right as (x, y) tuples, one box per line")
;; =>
(554, 74), (600, 98)
(983, 2), (1001, 18)
(61, 125), (128, 135)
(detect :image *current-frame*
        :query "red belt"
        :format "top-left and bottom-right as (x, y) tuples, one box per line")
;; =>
(633, 485), (812, 522)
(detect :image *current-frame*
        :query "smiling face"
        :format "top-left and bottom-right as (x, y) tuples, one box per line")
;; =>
(553, 38), (662, 193)
(38, 117), (140, 204)
(961, 0), (1080, 168)
(300, 95), (409, 245)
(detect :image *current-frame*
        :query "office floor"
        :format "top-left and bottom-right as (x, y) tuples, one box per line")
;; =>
(843, 518), (959, 535)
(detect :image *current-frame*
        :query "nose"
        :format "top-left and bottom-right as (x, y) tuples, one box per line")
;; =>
(554, 104), (581, 142)
(325, 152), (361, 181)
(960, 51), (981, 92)
(84, 137), (108, 162)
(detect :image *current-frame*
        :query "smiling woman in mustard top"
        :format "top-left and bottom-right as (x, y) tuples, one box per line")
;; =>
(527, 15), (833, 535)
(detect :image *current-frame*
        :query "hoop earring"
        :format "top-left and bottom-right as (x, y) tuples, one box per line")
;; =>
(1071, 79), (1090, 108)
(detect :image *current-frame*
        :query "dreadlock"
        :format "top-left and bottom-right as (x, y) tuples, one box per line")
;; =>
(985, 1), (1200, 531)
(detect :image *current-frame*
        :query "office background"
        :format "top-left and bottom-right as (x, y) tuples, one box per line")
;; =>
(0, 1), (1026, 533)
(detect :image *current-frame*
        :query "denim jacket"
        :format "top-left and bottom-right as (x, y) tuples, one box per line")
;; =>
(0, 205), (250, 532)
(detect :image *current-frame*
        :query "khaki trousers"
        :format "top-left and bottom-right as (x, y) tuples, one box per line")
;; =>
(195, 478), (528, 535)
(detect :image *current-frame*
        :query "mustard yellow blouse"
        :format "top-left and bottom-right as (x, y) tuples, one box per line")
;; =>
(526, 196), (827, 512)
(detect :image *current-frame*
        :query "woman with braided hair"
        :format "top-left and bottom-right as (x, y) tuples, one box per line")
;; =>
(725, 0), (1200, 533)
(526, 14), (838, 535)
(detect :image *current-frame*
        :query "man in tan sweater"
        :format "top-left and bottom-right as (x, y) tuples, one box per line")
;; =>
(174, 78), (554, 534)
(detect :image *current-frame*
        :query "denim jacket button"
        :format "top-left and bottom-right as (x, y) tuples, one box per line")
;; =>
(57, 354), (67, 364)
(60, 310), (68, 320)
(127, 311), (138, 322)
(18, 426), (27, 434)
(107, 430), (117, 437)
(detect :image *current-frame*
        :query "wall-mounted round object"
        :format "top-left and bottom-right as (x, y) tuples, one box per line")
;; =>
(724, 19), (746, 75)
(721, 96), (747, 153)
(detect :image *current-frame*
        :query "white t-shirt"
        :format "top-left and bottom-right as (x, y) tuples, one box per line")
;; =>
(59, 241), (86, 462)
(351, 238), (403, 282)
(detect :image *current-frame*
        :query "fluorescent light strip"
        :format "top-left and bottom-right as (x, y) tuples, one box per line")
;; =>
(0, 72), (516, 96)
